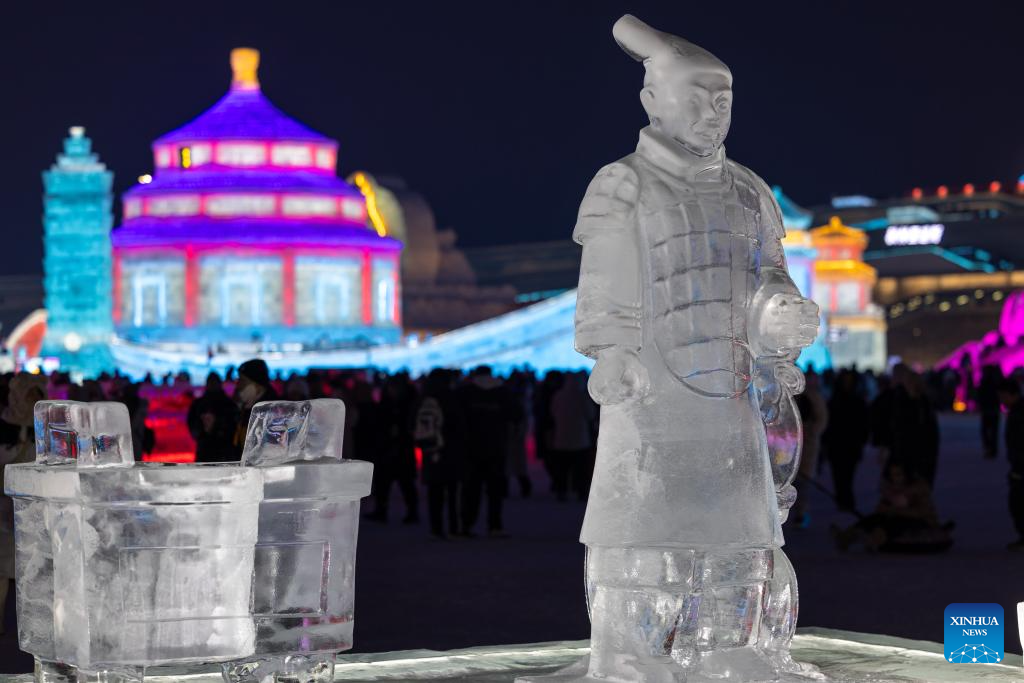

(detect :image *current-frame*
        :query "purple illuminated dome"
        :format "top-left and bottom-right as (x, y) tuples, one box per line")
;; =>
(111, 48), (402, 349)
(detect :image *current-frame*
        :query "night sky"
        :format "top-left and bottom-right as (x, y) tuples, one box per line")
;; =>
(2, 1), (1022, 276)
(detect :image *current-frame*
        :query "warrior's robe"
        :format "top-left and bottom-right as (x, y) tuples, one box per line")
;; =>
(575, 127), (801, 549)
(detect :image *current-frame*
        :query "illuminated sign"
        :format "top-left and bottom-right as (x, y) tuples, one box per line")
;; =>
(884, 223), (945, 247)
(831, 195), (877, 208)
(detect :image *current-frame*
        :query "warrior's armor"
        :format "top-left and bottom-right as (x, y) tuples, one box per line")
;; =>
(583, 135), (791, 398)
(573, 125), (794, 548)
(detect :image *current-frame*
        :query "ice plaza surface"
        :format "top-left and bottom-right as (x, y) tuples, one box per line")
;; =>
(1, 631), (1022, 682)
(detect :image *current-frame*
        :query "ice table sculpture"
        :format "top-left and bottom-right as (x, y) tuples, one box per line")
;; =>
(521, 15), (821, 683)
(6, 401), (263, 682)
(223, 399), (373, 683)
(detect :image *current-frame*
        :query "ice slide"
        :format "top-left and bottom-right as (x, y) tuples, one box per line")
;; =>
(109, 289), (591, 382)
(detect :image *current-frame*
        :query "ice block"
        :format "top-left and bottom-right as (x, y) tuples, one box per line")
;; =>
(223, 399), (373, 683)
(6, 401), (263, 682)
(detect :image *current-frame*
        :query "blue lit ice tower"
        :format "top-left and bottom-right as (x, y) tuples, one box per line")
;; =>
(40, 127), (115, 376)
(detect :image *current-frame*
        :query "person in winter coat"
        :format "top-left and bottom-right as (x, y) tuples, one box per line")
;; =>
(869, 373), (894, 462)
(822, 369), (869, 513)
(366, 374), (419, 524)
(889, 365), (940, 488)
(504, 371), (533, 498)
(978, 365), (1004, 459)
(832, 460), (945, 552)
(415, 369), (465, 539)
(0, 373), (47, 628)
(533, 371), (563, 492)
(230, 359), (279, 460)
(547, 372), (597, 501)
(999, 379), (1024, 551)
(791, 369), (828, 526)
(457, 367), (521, 536)
(187, 372), (239, 463)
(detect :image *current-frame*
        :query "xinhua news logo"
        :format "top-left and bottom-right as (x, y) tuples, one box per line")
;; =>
(944, 603), (1004, 664)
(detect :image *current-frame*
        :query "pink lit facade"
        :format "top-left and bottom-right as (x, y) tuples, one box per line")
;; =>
(110, 50), (402, 349)
(938, 291), (1024, 407)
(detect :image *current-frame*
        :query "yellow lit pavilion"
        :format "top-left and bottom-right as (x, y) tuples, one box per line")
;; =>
(809, 217), (887, 370)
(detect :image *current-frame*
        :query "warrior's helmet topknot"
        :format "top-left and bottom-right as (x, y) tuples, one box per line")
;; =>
(612, 14), (731, 86)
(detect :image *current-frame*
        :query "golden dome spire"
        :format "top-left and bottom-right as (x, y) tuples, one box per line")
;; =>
(230, 48), (260, 90)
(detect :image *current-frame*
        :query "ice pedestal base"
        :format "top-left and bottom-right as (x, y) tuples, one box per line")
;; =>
(40, 662), (144, 683)
(514, 652), (824, 683)
(222, 653), (336, 682)
(3, 630), (1021, 682)
(514, 660), (823, 683)
(32, 660), (74, 683)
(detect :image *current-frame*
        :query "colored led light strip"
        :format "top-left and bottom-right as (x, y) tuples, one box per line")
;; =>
(127, 192), (367, 222)
(153, 141), (337, 174)
(282, 250), (295, 327)
(351, 172), (388, 237)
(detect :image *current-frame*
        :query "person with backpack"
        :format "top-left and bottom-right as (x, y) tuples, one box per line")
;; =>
(415, 369), (465, 539)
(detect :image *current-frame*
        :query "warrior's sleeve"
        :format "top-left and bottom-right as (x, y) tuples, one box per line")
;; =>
(572, 162), (643, 358)
(740, 168), (804, 363)
(750, 171), (801, 299)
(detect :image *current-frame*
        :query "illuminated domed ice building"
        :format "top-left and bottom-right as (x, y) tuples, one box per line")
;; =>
(112, 49), (402, 352)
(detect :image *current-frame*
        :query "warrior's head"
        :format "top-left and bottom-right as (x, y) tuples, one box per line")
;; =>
(613, 15), (732, 157)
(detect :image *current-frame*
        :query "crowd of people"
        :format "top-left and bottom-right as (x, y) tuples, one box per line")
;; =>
(798, 364), (949, 551)
(796, 362), (1024, 553)
(1, 359), (1023, 559)
(794, 364), (941, 526)
(336, 364), (597, 539)
(0, 361), (600, 542)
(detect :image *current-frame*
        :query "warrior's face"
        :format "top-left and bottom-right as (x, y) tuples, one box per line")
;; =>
(642, 68), (732, 157)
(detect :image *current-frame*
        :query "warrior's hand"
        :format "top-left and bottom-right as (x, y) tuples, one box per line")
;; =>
(776, 484), (797, 524)
(756, 293), (819, 355)
(588, 348), (650, 406)
(774, 361), (805, 396)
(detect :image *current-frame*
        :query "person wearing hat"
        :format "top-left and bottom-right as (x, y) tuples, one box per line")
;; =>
(231, 358), (279, 460)
(189, 372), (240, 463)
(542, 15), (819, 683)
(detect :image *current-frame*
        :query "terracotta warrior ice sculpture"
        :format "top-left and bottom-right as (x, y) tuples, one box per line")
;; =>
(525, 15), (821, 683)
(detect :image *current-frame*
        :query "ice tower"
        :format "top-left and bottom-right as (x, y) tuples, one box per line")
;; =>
(40, 127), (115, 377)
